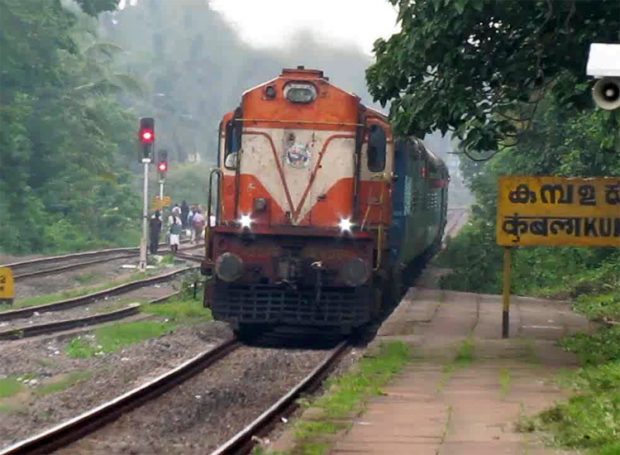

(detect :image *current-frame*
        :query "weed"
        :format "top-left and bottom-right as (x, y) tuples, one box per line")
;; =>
(35, 371), (92, 396)
(143, 296), (211, 322)
(66, 321), (173, 358)
(438, 338), (475, 391)
(530, 342), (620, 451)
(454, 337), (474, 366)
(74, 272), (98, 285)
(499, 368), (512, 397)
(287, 341), (410, 455)
(0, 377), (23, 398)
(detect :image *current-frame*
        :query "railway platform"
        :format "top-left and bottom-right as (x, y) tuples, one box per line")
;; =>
(327, 286), (589, 455)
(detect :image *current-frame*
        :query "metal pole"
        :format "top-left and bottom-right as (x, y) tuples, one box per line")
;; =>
(502, 247), (512, 338)
(159, 180), (164, 200)
(138, 162), (149, 272)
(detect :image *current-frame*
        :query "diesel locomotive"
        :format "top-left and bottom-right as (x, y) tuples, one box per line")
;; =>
(201, 67), (449, 337)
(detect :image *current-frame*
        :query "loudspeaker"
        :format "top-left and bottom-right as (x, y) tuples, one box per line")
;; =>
(592, 77), (620, 110)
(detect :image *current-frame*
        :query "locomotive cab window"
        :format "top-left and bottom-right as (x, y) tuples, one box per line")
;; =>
(367, 125), (386, 172)
(224, 119), (242, 169)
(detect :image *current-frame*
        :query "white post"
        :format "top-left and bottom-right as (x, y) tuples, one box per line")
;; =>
(159, 179), (164, 200)
(138, 161), (149, 272)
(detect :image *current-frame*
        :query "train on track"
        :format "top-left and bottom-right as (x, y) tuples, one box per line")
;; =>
(201, 67), (449, 338)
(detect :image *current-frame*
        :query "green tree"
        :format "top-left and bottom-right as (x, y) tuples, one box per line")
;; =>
(0, 0), (140, 253)
(367, 0), (620, 155)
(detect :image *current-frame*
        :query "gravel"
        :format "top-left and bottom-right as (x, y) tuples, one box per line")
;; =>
(61, 344), (339, 454)
(0, 321), (232, 449)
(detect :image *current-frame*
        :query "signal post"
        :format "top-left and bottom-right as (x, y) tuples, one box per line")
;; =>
(138, 117), (155, 272)
(157, 150), (168, 200)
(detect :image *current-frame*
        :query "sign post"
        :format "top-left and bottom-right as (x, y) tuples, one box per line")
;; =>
(501, 247), (512, 338)
(139, 161), (149, 272)
(497, 176), (620, 338)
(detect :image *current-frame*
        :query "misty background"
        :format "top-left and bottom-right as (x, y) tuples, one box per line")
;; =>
(100, 0), (470, 206)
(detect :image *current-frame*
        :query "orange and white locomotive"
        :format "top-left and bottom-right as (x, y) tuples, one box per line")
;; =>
(203, 67), (448, 337)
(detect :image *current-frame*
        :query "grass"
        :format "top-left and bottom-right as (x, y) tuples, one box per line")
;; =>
(438, 337), (475, 392)
(0, 377), (23, 398)
(35, 371), (92, 396)
(142, 295), (212, 322)
(499, 368), (512, 397)
(5, 271), (154, 311)
(525, 327), (620, 454)
(279, 341), (411, 455)
(66, 321), (173, 358)
(74, 272), (99, 285)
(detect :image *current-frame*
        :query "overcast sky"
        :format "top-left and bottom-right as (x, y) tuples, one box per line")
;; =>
(209, 0), (399, 54)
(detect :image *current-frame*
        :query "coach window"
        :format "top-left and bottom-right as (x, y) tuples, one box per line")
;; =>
(367, 125), (386, 172)
(224, 120), (242, 170)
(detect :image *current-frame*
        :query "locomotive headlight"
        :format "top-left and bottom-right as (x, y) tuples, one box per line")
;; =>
(215, 252), (244, 282)
(338, 217), (353, 233)
(239, 214), (253, 229)
(341, 257), (370, 287)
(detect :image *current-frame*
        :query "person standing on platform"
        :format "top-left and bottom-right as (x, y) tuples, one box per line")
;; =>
(149, 211), (162, 254)
(168, 213), (182, 254)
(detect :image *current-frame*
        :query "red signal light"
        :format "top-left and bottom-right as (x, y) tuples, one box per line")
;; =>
(158, 162), (167, 172)
(140, 129), (154, 144)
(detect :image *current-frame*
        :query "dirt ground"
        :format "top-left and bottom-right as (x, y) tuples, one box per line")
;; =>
(270, 269), (591, 455)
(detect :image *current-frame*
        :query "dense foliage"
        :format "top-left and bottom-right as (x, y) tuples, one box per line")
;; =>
(437, 100), (620, 297)
(0, 0), (140, 253)
(367, 0), (620, 156)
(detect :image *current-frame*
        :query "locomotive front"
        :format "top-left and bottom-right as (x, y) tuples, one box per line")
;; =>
(203, 67), (393, 335)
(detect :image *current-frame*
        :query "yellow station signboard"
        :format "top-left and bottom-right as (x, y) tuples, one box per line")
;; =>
(0, 267), (15, 304)
(151, 195), (172, 210)
(497, 176), (620, 247)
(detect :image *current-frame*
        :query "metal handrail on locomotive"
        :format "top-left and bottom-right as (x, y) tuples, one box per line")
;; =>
(201, 67), (449, 337)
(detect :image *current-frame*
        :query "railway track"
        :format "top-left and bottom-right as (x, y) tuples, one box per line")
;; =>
(0, 267), (197, 323)
(0, 292), (179, 341)
(5, 241), (202, 281)
(0, 338), (348, 455)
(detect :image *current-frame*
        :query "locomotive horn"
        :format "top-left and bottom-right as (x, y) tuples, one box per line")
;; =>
(592, 77), (620, 110)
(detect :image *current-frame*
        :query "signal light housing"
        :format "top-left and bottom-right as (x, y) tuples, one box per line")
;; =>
(157, 150), (168, 178)
(139, 117), (155, 162)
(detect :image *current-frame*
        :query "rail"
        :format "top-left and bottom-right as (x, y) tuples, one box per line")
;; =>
(211, 340), (349, 455)
(0, 267), (197, 322)
(0, 339), (241, 455)
(0, 291), (180, 340)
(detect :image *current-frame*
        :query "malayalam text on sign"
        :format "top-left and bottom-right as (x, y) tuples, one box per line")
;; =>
(497, 176), (620, 247)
